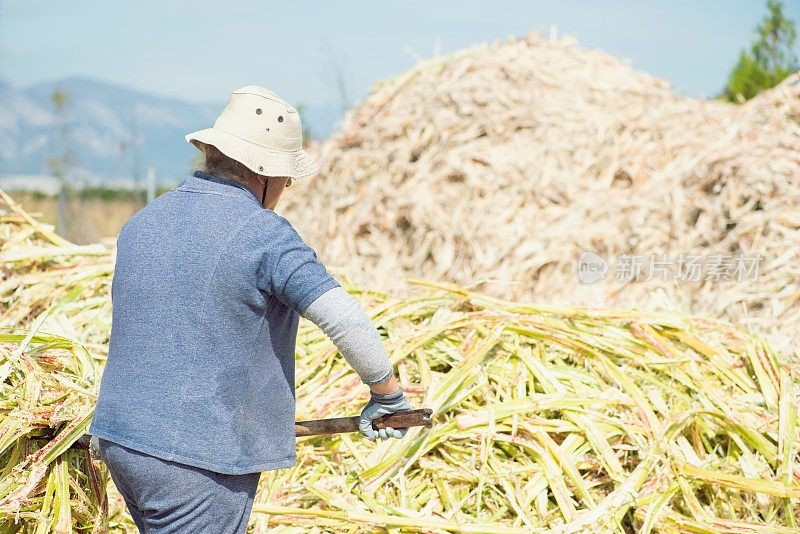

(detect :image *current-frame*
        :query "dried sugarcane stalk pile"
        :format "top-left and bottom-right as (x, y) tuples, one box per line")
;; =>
(281, 32), (800, 353)
(2, 190), (799, 532)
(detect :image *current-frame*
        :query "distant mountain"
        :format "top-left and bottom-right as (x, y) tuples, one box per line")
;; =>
(0, 77), (342, 186)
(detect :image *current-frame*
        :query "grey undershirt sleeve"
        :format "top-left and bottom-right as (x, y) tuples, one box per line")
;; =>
(300, 286), (395, 386)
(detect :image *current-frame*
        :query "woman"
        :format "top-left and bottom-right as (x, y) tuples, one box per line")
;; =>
(88, 86), (412, 533)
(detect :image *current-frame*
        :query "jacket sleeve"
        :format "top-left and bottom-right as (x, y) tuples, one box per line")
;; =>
(300, 286), (395, 386)
(256, 213), (340, 314)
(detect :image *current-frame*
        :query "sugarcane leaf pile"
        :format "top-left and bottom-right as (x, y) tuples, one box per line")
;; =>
(281, 32), (800, 353)
(2, 191), (798, 533)
(0, 331), (106, 533)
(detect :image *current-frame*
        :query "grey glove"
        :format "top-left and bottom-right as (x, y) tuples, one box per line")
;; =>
(359, 388), (412, 441)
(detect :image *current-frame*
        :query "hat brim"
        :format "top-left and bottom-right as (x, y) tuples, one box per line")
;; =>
(185, 128), (319, 180)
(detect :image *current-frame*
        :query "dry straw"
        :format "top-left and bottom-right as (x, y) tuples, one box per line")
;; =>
(280, 32), (800, 354)
(1, 188), (798, 532)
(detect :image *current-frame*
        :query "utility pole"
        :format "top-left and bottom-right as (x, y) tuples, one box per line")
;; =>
(130, 103), (143, 206)
(0, 1), (3, 67)
(47, 89), (72, 237)
(117, 140), (128, 182)
(320, 38), (351, 115)
(0, 1), (4, 74)
(146, 166), (156, 204)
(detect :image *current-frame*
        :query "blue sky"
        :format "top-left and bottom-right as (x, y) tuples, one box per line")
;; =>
(2, 0), (799, 110)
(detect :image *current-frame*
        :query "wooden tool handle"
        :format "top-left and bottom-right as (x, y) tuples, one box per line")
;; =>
(295, 408), (433, 437)
(59, 408), (434, 450)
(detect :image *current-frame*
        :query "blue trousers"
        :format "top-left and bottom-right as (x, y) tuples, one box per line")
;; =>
(97, 438), (261, 533)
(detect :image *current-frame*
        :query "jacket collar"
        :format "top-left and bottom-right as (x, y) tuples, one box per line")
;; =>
(177, 171), (261, 205)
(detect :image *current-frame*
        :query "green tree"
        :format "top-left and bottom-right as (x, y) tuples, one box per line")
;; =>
(722, 0), (798, 102)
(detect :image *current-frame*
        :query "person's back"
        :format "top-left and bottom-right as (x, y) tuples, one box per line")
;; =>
(90, 172), (339, 473)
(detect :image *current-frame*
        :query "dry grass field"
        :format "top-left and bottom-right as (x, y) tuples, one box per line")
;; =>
(8, 193), (145, 245)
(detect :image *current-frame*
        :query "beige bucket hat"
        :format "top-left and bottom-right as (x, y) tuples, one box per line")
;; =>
(185, 86), (319, 180)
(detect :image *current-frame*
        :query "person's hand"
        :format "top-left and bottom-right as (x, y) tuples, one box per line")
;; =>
(359, 388), (412, 441)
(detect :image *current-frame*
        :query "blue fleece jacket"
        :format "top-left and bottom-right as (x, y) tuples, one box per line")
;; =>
(88, 171), (340, 474)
